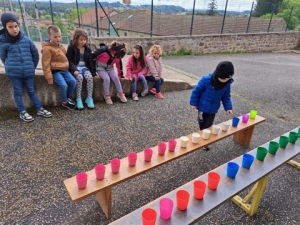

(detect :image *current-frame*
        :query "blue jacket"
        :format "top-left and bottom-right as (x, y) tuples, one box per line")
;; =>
(190, 73), (233, 114)
(0, 30), (39, 78)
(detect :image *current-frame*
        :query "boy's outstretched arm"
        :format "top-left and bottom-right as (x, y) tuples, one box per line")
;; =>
(41, 48), (53, 84)
(222, 85), (233, 114)
(190, 77), (205, 108)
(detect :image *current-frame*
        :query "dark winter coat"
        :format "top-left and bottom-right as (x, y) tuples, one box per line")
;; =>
(0, 30), (39, 78)
(190, 73), (233, 114)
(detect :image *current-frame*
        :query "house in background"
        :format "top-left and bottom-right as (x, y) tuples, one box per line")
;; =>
(73, 8), (286, 38)
(72, 8), (118, 37)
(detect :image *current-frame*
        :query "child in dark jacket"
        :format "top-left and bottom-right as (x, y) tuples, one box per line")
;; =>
(0, 13), (52, 122)
(66, 28), (96, 109)
(190, 61), (234, 151)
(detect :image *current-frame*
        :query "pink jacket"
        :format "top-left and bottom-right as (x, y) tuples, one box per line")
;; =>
(146, 53), (162, 78)
(126, 55), (148, 79)
(95, 51), (123, 78)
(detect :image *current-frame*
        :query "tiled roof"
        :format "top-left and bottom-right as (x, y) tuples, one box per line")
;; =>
(72, 8), (117, 26)
(90, 9), (285, 35)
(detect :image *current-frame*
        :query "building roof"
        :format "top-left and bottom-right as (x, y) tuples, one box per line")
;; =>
(86, 9), (286, 35)
(72, 8), (117, 26)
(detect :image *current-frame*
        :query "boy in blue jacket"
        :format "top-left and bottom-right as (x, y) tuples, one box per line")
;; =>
(0, 13), (52, 121)
(190, 61), (234, 151)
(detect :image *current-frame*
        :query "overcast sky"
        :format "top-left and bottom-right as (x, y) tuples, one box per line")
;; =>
(49, 0), (256, 11)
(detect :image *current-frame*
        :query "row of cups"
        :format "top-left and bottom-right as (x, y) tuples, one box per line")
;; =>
(76, 111), (261, 189)
(76, 140), (179, 189)
(141, 171), (222, 225)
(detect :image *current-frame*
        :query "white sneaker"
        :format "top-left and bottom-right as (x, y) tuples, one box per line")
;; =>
(141, 88), (149, 97)
(104, 96), (113, 105)
(132, 93), (139, 101)
(117, 93), (127, 103)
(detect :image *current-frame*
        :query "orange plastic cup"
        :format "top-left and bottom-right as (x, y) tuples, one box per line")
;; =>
(193, 180), (206, 200)
(176, 190), (190, 211)
(207, 172), (220, 190)
(142, 208), (157, 225)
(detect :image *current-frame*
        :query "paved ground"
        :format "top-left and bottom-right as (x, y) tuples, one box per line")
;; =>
(0, 52), (300, 225)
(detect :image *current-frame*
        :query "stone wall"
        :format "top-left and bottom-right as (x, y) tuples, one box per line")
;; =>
(91, 32), (300, 55)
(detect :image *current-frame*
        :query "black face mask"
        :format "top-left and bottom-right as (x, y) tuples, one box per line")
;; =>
(5, 30), (21, 43)
(211, 73), (231, 90)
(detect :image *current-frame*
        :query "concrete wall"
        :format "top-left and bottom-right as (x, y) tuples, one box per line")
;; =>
(91, 32), (300, 55)
(0, 71), (192, 111)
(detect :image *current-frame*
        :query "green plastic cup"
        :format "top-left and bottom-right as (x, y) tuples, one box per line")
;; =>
(268, 141), (279, 155)
(250, 110), (258, 119)
(279, 136), (289, 148)
(289, 132), (298, 144)
(256, 147), (268, 161)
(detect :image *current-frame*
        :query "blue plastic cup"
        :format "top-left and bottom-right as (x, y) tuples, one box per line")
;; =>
(227, 162), (240, 178)
(242, 153), (255, 169)
(232, 117), (240, 127)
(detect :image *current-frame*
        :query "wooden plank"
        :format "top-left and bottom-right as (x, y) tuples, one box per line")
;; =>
(63, 115), (266, 202)
(109, 128), (300, 225)
(233, 125), (255, 147)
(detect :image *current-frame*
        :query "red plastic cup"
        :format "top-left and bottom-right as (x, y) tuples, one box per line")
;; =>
(193, 180), (206, 200)
(110, 158), (121, 174)
(94, 164), (105, 180)
(142, 208), (157, 225)
(159, 197), (173, 220)
(128, 152), (137, 167)
(76, 172), (88, 189)
(158, 142), (167, 155)
(207, 172), (220, 190)
(144, 148), (153, 162)
(168, 139), (177, 152)
(176, 190), (190, 211)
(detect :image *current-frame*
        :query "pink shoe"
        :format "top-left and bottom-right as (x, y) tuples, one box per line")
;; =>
(150, 88), (156, 94)
(155, 92), (164, 99)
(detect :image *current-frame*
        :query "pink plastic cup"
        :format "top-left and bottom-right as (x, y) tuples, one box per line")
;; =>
(242, 114), (249, 123)
(110, 158), (121, 174)
(176, 190), (190, 211)
(159, 197), (173, 220)
(94, 164), (105, 180)
(168, 139), (177, 152)
(193, 180), (206, 200)
(207, 172), (220, 190)
(142, 208), (157, 225)
(144, 148), (153, 162)
(158, 142), (167, 155)
(128, 152), (137, 167)
(76, 172), (88, 189)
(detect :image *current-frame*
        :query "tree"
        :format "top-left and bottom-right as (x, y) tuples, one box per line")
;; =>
(253, 0), (284, 17)
(206, 0), (218, 16)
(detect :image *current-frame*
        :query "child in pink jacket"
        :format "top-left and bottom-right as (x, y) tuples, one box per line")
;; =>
(146, 45), (164, 99)
(126, 45), (149, 101)
(92, 41), (127, 105)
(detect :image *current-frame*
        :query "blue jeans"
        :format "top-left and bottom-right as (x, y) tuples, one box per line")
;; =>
(131, 75), (148, 93)
(53, 71), (76, 102)
(9, 76), (43, 112)
(146, 76), (164, 93)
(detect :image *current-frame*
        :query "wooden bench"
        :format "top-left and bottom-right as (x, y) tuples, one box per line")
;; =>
(109, 127), (300, 225)
(63, 115), (266, 219)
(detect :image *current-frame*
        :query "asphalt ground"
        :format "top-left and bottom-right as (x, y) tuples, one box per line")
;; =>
(0, 52), (300, 225)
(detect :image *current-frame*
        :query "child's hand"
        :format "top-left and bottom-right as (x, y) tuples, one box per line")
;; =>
(191, 106), (196, 110)
(155, 76), (160, 81)
(47, 79), (53, 85)
(94, 75), (101, 79)
(227, 110), (233, 115)
(74, 71), (79, 77)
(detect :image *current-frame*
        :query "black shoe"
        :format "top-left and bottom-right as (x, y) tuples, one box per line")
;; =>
(67, 98), (75, 105)
(62, 102), (75, 110)
(203, 146), (210, 151)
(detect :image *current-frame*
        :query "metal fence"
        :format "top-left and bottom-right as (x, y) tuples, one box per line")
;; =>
(0, 0), (299, 41)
